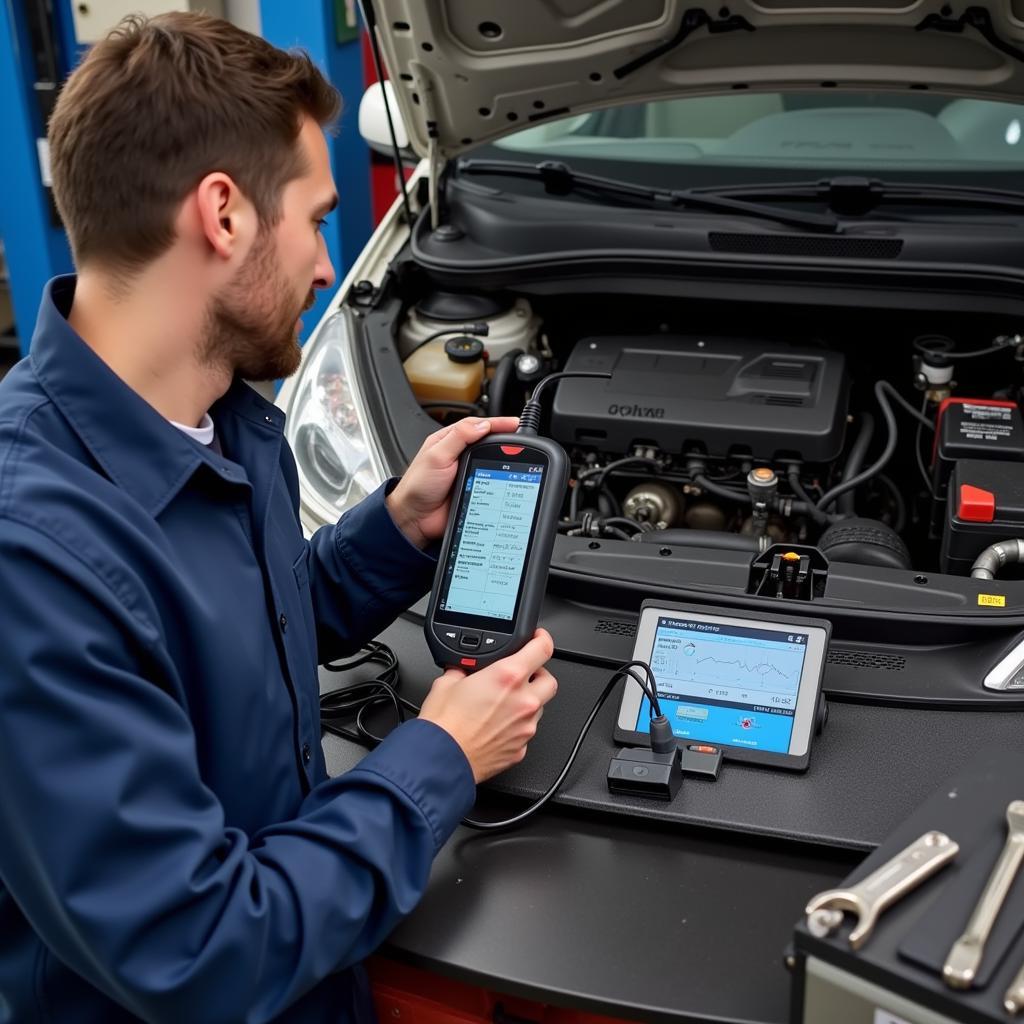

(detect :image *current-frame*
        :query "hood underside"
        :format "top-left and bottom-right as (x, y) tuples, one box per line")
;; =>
(368, 0), (1024, 160)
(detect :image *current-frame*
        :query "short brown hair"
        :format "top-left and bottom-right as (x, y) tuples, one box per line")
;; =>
(49, 12), (340, 273)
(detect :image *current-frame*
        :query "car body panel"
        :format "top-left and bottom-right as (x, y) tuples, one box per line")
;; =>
(370, 0), (1024, 159)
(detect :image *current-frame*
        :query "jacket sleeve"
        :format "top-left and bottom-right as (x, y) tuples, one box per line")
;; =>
(306, 480), (439, 661)
(0, 517), (475, 1024)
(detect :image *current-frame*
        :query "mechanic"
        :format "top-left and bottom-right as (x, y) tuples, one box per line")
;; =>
(0, 13), (557, 1024)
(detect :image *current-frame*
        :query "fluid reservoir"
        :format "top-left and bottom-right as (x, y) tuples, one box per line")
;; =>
(404, 336), (484, 405)
(400, 294), (540, 363)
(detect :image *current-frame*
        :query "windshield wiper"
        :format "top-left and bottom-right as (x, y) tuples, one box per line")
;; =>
(456, 159), (841, 233)
(693, 177), (1024, 217)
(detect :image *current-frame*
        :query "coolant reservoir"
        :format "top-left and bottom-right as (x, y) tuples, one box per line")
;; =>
(399, 294), (540, 363)
(404, 338), (484, 404)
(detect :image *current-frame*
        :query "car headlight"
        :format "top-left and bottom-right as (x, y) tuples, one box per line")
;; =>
(284, 310), (387, 532)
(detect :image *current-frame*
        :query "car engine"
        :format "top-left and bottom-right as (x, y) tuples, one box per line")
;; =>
(397, 292), (1024, 578)
(550, 335), (848, 463)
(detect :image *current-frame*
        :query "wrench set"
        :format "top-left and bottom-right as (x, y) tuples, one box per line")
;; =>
(803, 800), (1024, 1016)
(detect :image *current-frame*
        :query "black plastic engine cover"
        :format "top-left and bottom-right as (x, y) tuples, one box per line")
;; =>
(550, 335), (848, 462)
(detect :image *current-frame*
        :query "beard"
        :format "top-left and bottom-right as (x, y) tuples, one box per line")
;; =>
(200, 229), (313, 382)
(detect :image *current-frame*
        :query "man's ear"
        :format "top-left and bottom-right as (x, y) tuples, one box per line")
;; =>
(194, 172), (256, 261)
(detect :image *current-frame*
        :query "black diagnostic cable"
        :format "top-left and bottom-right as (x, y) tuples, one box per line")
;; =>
(462, 660), (673, 832)
(516, 371), (612, 436)
(320, 651), (675, 833)
(320, 641), (420, 747)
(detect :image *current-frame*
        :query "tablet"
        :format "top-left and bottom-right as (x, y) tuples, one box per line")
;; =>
(614, 601), (831, 771)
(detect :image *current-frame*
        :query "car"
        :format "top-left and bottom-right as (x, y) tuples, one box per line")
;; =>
(277, 2), (1024, 1019)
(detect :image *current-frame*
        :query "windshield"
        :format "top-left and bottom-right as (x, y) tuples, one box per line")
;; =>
(486, 92), (1024, 190)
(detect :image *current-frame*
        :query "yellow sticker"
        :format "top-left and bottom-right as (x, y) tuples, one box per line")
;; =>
(978, 594), (1007, 607)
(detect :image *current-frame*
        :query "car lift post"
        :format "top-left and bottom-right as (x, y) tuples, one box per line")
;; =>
(0, 0), (75, 356)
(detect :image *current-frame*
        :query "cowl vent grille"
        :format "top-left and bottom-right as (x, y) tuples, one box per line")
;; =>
(709, 233), (903, 260)
(594, 619), (638, 638)
(827, 648), (907, 672)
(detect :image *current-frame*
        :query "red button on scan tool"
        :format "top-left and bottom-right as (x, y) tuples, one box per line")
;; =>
(500, 445), (524, 456)
(460, 657), (477, 668)
(959, 483), (996, 523)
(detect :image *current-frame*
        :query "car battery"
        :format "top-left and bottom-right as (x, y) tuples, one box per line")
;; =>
(931, 398), (1024, 504)
(940, 459), (1024, 575)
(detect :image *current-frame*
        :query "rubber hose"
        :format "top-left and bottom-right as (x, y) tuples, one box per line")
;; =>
(838, 412), (875, 516)
(692, 474), (751, 505)
(488, 348), (523, 418)
(787, 469), (832, 526)
(971, 538), (1024, 580)
(640, 529), (759, 552)
(816, 381), (898, 512)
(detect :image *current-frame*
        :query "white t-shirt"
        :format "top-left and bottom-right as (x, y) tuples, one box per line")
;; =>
(170, 413), (215, 446)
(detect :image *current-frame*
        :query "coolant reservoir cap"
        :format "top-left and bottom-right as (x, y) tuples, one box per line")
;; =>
(444, 337), (485, 364)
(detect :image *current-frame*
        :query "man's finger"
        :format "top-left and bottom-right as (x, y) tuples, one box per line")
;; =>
(500, 630), (554, 681)
(528, 667), (558, 706)
(433, 667), (468, 688)
(428, 417), (493, 465)
(421, 423), (457, 450)
(484, 416), (519, 434)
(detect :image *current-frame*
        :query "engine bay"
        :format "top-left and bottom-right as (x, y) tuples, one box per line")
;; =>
(396, 288), (1024, 581)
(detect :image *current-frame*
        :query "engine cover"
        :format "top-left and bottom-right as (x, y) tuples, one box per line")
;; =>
(550, 335), (848, 462)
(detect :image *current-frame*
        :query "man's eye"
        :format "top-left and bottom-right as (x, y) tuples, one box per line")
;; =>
(316, 218), (330, 232)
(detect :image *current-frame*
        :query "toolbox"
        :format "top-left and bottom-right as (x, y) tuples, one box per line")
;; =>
(789, 745), (1024, 1024)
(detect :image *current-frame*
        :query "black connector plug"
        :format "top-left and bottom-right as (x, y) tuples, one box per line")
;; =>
(606, 663), (681, 801)
(608, 715), (681, 801)
(648, 714), (676, 754)
(607, 743), (681, 801)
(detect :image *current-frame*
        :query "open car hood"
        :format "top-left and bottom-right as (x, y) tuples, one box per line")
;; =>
(367, 0), (1024, 160)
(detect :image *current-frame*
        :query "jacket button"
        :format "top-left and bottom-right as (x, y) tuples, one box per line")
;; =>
(302, 743), (311, 764)
(279, 613), (288, 632)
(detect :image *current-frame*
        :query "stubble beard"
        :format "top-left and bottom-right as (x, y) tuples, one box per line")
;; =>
(200, 229), (312, 383)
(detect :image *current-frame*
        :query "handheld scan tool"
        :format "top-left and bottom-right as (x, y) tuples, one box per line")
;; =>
(425, 372), (607, 670)
(425, 435), (568, 670)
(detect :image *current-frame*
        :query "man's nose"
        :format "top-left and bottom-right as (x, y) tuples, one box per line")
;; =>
(314, 235), (336, 291)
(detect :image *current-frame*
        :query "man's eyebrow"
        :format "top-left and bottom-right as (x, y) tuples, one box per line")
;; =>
(313, 195), (339, 218)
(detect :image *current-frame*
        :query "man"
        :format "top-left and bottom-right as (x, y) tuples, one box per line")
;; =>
(0, 13), (557, 1023)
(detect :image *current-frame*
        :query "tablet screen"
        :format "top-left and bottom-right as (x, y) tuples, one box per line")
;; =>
(615, 602), (830, 768)
(635, 616), (809, 753)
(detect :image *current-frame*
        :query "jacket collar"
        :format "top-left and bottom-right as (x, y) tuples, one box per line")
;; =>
(30, 276), (284, 516)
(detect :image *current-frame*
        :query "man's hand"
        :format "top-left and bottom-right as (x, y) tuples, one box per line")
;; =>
(386, 416), (519, 549)
(418, 630), (557, 783)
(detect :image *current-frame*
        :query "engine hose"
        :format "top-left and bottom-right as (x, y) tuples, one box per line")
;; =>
(786, 469), (832, 526)
(487, 348), (523, 418)
(602, 516), (651, 534)
(838, 412), (875, 516)
(971, 539), (1024, 580)
(816, 381), (898, 513)
(692, 473), (751, 505)
(640, 529), (759, 552)
(570, 456), (662, 520)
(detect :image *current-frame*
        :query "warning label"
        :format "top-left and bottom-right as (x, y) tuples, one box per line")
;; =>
(958, 404), (1015, 443)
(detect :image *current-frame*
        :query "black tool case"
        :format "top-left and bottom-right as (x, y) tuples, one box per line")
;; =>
(789, 745), (1024, 1024)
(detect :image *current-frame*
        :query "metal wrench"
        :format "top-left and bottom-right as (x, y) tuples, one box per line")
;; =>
(1005, 955), (1024, 1015)
(943, 800), (1024, 990)
(805, 831), (959, 950)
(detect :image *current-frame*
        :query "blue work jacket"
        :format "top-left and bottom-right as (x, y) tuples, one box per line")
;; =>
(0, 277), (476, 1023)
